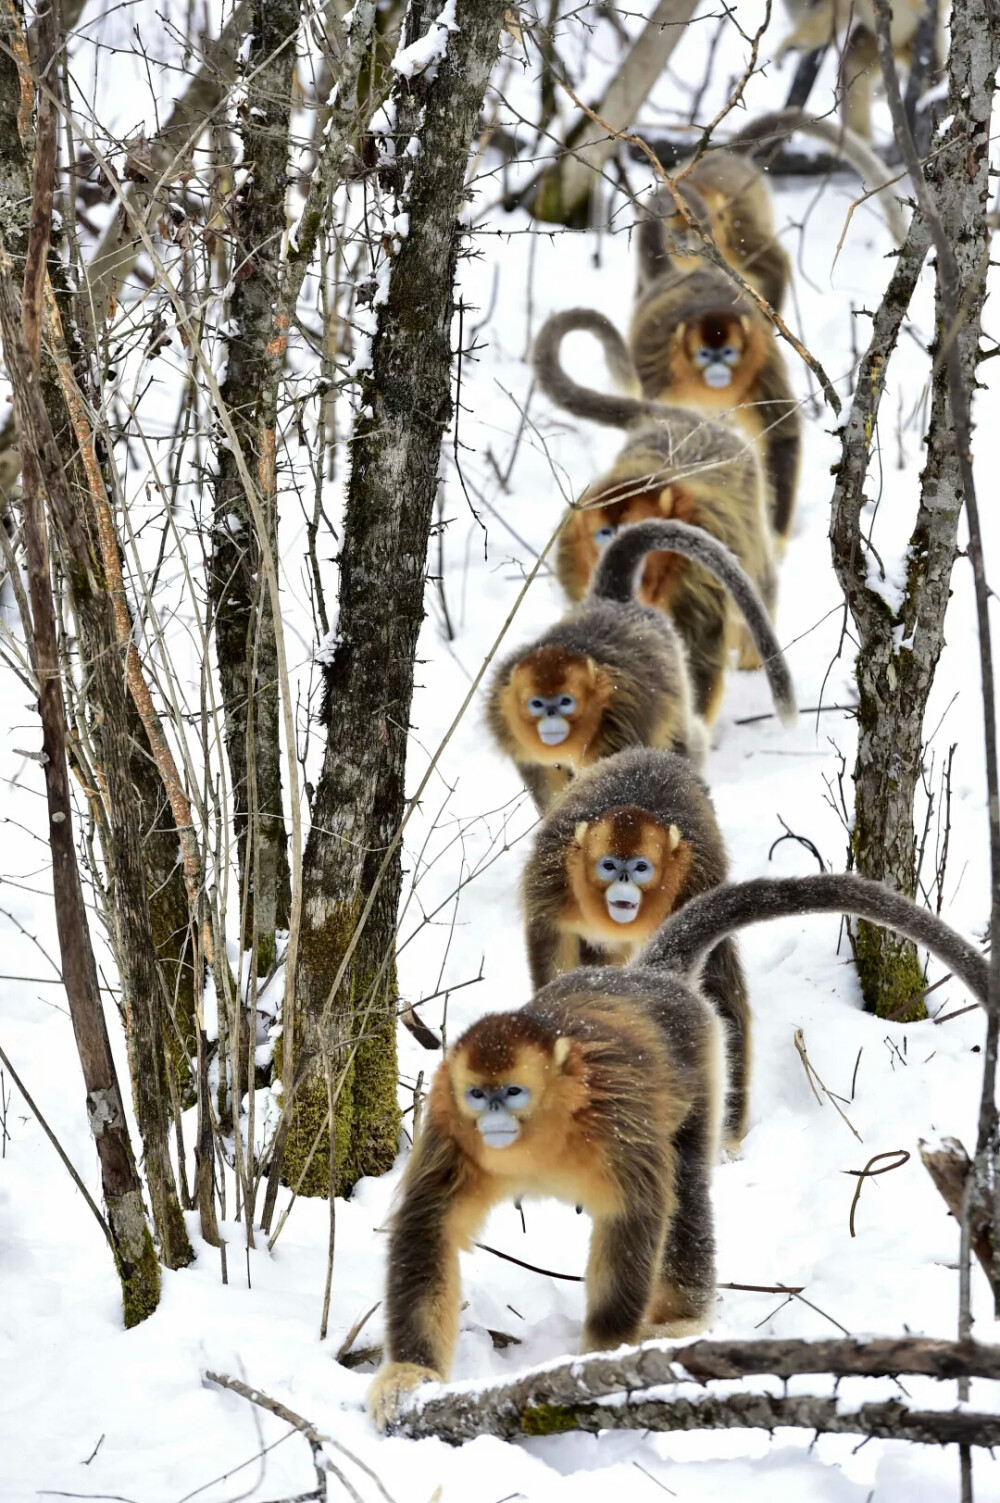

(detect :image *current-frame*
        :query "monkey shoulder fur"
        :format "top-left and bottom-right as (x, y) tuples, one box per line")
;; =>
(487, 519), (796, 810)
(368, 964), (724, 1428)
(368, 871), (986, 1429)
(522, 745), (750, 1142)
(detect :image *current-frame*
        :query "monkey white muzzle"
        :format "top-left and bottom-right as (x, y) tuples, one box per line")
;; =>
(605, 878), (641, 923)
(476, 1109), (520, 1148)
(537, 715), (570, 746)
(702, 362), (733, 389)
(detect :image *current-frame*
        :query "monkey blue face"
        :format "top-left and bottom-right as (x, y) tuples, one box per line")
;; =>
(527, 693), (576, 746)
(595, 854), (655, 924)
(464, 1083), (530, 1147)
(693, 343), (742, 389)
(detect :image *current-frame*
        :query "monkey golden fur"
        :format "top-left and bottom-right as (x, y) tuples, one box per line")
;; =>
(778, 2), (938, 141)
(638, 108), (906, 313)
(369, 870), (986, 1428)
(487, 519), (796, 811)
(368, 969), (724, 1427)
(528, 343), (777, 721)
(522, 746), (750, 1141)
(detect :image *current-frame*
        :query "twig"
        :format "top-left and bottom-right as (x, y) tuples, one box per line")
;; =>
(846, 1149), (911, 1237)
(203, 1372), (396, 1503)
(793, 1028), (863, 1142)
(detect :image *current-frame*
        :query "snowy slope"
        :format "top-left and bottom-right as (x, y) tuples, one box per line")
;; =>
(2, 1), (999, 1500)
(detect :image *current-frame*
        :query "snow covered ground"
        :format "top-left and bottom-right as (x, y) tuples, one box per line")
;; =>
(2, 1), (999, 1499)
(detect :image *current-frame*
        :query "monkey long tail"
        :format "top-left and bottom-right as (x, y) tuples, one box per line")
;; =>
(643, 873), (988, 1005)
(533, 308), (664, 430)
(727, 108), (909, 246)
(591, 519), (797, 726)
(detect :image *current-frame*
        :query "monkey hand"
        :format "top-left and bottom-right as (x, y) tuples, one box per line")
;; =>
(366, 1363), (441, 1431)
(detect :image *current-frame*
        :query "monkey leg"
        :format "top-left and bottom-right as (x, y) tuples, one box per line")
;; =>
(742, 239), (791, 315)
(765, 423), (801, 546)
(700, 936), (752, 1146)
(840, 25), (878, 139)
(672, 579), (729, 724)
(648, 1111), (717, 1334)
(583, 1197), (670, 1352)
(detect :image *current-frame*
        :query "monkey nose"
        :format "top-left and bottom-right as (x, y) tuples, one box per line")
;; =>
(537, 715), (570, 745)
(702, 363), (733, 389)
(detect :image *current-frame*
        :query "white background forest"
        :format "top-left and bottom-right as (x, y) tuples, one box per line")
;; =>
(1, 0), (999, 1499)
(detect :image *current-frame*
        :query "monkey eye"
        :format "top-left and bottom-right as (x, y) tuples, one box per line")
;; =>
(719, 346), (741, 365)
(557, 695), (576, 714)
(629, 858), (655, 884)
(596, 857), (620, 880)
(593, 525), (615, 546)
(465, 1087), (488, 1111)
(502, 1085), (529, 1105)
(527, 697), (547, 716)
(692, 347), (714, 366)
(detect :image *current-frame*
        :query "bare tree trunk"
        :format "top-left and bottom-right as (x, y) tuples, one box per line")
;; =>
(282, 0), (507, 1195)
(0, 240), (161, 1323)
(0, 1), (192, 1267)
(829, 7), (994, 1018)
(209, 0), (296, 978)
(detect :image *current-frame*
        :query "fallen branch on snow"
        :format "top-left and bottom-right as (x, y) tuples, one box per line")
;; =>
(382, 1335), (1000, 1444)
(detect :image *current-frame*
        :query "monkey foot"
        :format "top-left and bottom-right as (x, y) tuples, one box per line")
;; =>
(366, 1363), (441, 1431)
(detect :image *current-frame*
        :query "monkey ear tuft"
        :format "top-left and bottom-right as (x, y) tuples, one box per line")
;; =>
(574, 820), (589, 844)
(668, 823), (682, 851)
(658, 487), (673, 516)
(675, 320), (686, 340)
(553, 1037), (572, 1069)
(740, 314), (751, 335)
(585, 656), (599, 683)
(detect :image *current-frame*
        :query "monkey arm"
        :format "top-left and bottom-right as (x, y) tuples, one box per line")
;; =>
(381, 1124), (477, 1378)
(583, 1190), (672, 1351)
(643, 873), (989, 1003)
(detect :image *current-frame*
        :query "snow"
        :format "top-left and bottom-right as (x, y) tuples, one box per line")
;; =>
(2, 1), (999, 1501)
(391, 0), (460, 81)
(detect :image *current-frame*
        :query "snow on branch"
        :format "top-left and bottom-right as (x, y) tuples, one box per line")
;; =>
(383, 1335), (1000, 1444)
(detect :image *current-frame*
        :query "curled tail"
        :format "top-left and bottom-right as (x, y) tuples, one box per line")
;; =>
(728, 108), (908, 245)
(643, 873), (988, 1004)
(533, 309), (661, 430)
(590, 520), (796, 726)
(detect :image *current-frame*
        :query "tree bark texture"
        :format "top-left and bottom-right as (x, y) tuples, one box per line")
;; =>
(209, 0), (296, 977)
(0, 246), (162, 1322)
(0, 10), (193, 1269)
(829, 7), (995, 1019)
(389, 1333), (1000, 1442)
(284, 0), (507, 1195)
